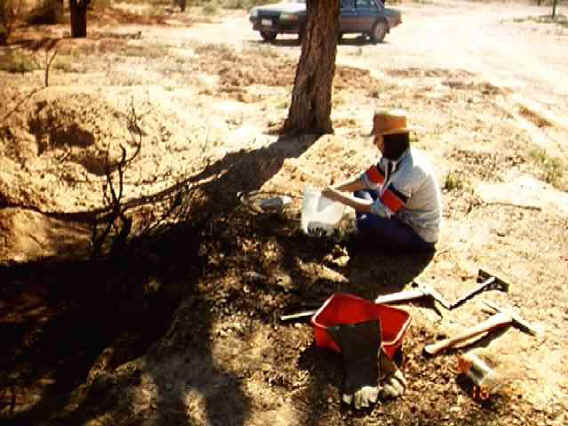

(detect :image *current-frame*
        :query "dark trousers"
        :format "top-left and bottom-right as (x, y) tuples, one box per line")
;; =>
(353, 190), (435, 253)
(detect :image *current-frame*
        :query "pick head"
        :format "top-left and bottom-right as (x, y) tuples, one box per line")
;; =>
(483, 301), (542, 337)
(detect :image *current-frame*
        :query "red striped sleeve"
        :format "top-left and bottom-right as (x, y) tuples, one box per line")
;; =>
(380, 188), (406, 213)
(365, 165), (384, 185)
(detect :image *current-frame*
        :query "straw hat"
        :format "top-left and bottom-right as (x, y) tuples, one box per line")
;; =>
(368, 109), (412, 136)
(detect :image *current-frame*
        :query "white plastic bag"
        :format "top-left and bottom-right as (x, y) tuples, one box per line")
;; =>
(301, 186), (345, 236)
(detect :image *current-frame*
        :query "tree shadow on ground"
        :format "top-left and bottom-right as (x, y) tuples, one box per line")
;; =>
(297, 343), (344, 425)
(347, 247), (435, 300)
(248, 38), (302, 48)
(1, 130), (439, 424)
(0, 225), (205, 425)
(337, 35), (379, 46)
(0, 133), (320, 425)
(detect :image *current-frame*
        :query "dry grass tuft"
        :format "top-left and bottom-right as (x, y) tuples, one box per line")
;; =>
(529, 148), (565, 188)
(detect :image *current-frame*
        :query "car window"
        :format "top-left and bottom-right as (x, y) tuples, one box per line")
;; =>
(341, 0), (355, 8)
(355, 0), (377, 8)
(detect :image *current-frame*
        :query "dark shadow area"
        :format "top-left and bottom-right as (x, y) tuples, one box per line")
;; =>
(0, 222), (203, 425)
(185, 134), (318, 209)
(1, 128), (438, 424)
(247, 37), (301, 48)
(347, 248), (435, 300)
(297, 343), (343, 425)
(0, 133), (321, 424)
(270, 37), (302, 47)
(337, 35), (379, 46)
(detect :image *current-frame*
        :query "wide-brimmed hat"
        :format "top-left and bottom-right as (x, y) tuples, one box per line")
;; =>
(367, 110), (412, 136)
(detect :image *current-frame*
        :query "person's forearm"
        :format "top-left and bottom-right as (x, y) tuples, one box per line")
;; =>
(324, 187), (372, 213)
(332, 175), (365, 192)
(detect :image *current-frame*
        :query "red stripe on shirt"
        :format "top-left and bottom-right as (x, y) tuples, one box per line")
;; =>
(365, 165), (384, 185)
(381, 189), (405, 213)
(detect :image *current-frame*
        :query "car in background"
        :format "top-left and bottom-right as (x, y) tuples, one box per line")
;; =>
(249, 0), (401, 43)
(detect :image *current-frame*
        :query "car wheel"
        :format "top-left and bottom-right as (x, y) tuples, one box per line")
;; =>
(370, 20), (387, 44)
(260, 31), (277, 42)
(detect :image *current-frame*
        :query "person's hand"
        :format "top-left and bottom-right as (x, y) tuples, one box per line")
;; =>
(370, 199), (389, 218)
(342, 385), (379, 409)
(379, 368), (407, 400)
(321, 187), (340, 202)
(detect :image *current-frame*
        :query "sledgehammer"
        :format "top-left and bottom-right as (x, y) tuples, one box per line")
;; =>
(423, 302), (541, 356)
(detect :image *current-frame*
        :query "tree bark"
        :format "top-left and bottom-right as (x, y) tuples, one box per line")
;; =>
(283, 0), (339, 135)
(69, 0), (89, 38)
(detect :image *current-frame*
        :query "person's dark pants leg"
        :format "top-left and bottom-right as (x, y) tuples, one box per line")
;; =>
(353, 190), (435, 253)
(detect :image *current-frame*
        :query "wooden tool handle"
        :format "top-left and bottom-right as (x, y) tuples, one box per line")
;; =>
(423, 312), (512, 356)
(374, 289), (425, 305)
(280, 310), (317, 321)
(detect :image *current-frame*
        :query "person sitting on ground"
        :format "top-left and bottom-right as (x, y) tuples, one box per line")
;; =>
(322, 110), (442, 253)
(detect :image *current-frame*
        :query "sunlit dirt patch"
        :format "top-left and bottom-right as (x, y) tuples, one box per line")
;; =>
(385, 67), (474, 79)
(334, 66), (377, 90)
(442, 80), (511, 96)
(24, 96), (134, 175)
(89, 7), (170, 25)
(185, 43), (384, 100)
(448, 149), (526, 181)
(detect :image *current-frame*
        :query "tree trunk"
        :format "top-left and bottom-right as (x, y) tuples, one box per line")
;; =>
(283, 0), (339, 135)
(69, 0), (88, 38)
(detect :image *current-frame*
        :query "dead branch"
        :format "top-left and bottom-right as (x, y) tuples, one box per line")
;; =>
(44, 45), (58, 87)
(91, 145), (132, 257)
(90, 101), (144, 258)
(124, 98), (143, 165)
(30, 40), (59, 87)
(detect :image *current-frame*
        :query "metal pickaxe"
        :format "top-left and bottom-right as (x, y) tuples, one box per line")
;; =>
(449, 269), (509, 310)
(279, 282), (450, 321)
(423, 301), (541, 356)
(373, 281), (452, 310)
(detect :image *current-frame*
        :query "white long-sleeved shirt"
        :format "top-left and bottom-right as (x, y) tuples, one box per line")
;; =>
(360, 148), (442, 243)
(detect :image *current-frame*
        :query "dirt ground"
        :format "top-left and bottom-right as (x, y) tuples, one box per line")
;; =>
(1, 0), (568, 424)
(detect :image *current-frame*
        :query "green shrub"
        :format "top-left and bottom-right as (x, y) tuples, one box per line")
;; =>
(0, 50), (38, 73)
(529, 148), (564, 188)
(52, 55), (74, 72)
(444, 170), (469, 192)
(202, 3), (217, 14)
